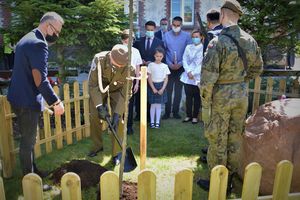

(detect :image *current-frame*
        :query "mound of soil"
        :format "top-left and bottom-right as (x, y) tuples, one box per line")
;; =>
(50, 160), (107, 188)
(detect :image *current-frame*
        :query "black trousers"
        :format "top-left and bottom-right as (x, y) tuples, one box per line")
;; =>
(134, 85), (150, 122)
(12, 106), (40, 175)
(184, 83), (201, 118)
(165, 68), (184, 115)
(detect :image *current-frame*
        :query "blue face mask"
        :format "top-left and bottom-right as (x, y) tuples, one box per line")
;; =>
(192, 38), (201, 45)
(145, 31), (154, 38)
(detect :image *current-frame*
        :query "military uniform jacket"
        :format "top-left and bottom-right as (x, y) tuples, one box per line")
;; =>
(88, 52), (134, 115)
(200, 25), (263, 104)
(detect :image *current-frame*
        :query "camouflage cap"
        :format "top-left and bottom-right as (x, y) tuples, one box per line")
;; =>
(221, 0), (243, 16)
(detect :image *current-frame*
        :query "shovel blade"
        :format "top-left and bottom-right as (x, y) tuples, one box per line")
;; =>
(117, 147), (137, 172)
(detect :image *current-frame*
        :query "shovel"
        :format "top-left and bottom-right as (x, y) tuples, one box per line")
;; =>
(105, 116), (137, 172)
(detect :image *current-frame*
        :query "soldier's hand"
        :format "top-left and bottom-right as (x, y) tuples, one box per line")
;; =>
(202, 106), (211, 124)
(97, 105), (110, 120)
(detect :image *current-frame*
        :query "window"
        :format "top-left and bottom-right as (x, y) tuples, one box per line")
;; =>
(171, 0), (194, 25)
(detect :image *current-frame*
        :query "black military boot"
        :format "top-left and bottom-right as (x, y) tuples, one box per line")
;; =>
(196, 178), (210, 191)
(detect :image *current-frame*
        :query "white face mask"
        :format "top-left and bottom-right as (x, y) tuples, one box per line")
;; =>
(172, 26), (181, 33)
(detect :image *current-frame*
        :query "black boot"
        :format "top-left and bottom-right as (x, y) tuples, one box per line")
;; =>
(196, 178), (210, 191)
(200, 155), (207, 163)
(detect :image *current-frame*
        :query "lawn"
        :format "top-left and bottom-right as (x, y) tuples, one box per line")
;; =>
(3, 117), (239, 199)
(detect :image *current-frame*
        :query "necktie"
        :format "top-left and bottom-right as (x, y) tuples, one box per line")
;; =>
(146, 38), (151, 51)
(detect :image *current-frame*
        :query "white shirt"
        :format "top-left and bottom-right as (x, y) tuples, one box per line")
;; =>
(180, 43), (203, 86)
(147, 62), (170, 82)
(122, 44), (143, 70)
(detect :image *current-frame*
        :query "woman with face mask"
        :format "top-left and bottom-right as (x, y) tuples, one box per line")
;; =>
(180, 30), (204, 124)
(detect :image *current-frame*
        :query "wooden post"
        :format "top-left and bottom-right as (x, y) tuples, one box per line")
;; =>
(279, 79), (286, 96)
(291, 77), (300, 96)
(174, 169), (193, 200)
(43, 106), (52, 153)
(0, 177), (6, 200)
(241, 162), (262, 200)
(252, 77), (261, 113)
(83, 81), (90, 137)
(64, 84), (73, 145)
(54, 86), (63, 149)
(22, 173), (43, 200)
(138, 169), (156, 200)
(0, 96), (13, 178)
(140, 66), (147, 170)
(265, 77), (273, 103)
(61, 172), (82, 200)
(74, 82), (82, 141)
(101, 171), (119, 200)
(272, 160), (293, 200)
(208, 165), (228, 200)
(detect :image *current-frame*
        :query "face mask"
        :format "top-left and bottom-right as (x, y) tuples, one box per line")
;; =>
(192, 38), (201, 45)
(172, 26), (181, 33)
(46, 33), (58, 43)
(145, 31), (154, 38)
(161, 25), (168, 31)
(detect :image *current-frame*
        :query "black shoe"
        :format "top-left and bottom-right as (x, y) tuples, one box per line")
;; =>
(34, 168), (49, 178)
(200, 155), (207, 163)
(182, 117), (191, 122)
(87, 147), (104, 157)
(201, 147), (208, 154)
(173, 113), (181, 119)
(197, 178), (210, 191)
(162, 114), (170, 120)
(127, 127), (134, 135)
(43, 184), (52, 191)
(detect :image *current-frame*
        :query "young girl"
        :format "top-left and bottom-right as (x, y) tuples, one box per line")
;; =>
(147, 48), (170, 128)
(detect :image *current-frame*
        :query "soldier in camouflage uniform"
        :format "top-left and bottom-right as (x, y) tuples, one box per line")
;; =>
(87, 44), (135, 164)
(197, 0), (263, 190)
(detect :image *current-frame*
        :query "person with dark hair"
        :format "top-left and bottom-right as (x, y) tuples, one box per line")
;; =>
(7, 12), (64, 190)
(162, 16), (192, 119)
(133, 20), (165, 121)
(155, 18), (169, 41)
(147, 47), (170, 128)
(197, 0), (263, 191)
(203, 9), (223, 53)
(181, 30), (204, 124)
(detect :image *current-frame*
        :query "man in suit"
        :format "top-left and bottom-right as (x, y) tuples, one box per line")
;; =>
(87, 44), (135, 165)
(155, 18), (169, 41)
(133, 21), (164, 121)
(7, 12), (65, 185)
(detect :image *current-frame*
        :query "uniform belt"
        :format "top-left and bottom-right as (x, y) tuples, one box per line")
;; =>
(216, 79), (244, 84)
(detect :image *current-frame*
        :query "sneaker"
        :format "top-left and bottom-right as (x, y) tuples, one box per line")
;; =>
(150, 123), (155, 128)
(182, 117), (191, 122)
(192, 118), (198, 124)
(155, 123), (160, 128)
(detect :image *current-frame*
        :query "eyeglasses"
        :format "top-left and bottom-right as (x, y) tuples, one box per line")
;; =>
(49, 23), (60, 36)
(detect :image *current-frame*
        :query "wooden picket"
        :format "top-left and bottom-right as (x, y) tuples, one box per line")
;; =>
(22, 173), (43, 200)
(208, 165), (228, 200)
(0, 161), (300, 200)
(174, 168), (193, 200)
(64, 83), (73, 145)
(138, 169), (156, 200)
(252, 77), (262, 113)
(54, 86), (63, 149)
(61, 172), (82, 200)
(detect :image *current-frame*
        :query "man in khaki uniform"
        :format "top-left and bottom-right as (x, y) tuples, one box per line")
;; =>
(87, 44), (135, 164)
(197, 0), (263, 191)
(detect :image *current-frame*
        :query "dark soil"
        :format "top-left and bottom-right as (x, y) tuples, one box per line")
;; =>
(50, 159), (107, 188)
(50, 160), (138, 200)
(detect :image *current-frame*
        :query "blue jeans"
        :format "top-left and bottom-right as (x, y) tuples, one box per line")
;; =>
(12, 106), (40, 175)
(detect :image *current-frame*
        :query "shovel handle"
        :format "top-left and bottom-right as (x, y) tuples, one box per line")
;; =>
(105, 116), (122, 148)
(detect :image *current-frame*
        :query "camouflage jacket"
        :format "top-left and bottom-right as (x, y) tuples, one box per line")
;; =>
(88, 52), (134, 115)
(200, 25), (263, 105)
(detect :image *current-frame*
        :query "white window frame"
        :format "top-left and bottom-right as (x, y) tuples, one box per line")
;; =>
(171, 0), (195, 26)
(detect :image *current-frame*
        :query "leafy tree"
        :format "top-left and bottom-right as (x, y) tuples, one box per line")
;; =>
(3, 0), (128, 78)
(239, 0), (300, 59)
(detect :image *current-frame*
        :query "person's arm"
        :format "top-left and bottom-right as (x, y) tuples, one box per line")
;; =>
(133, 64), (140, 94)
(29, 42), (63, 115)
(245, 43), (263, 81)
(88, 57), (103, 108)
(148, 73), (158, 94)
(182, 46), (191, 72)
(158, 75), (168, 95)
(191, 45), (204, 76)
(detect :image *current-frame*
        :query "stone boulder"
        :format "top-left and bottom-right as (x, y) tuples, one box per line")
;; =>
(240, 98), (300, 195)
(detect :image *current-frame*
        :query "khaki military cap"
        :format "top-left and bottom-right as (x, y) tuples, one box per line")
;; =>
(221, 0), (243, 16)
(110, 44), (129, 67)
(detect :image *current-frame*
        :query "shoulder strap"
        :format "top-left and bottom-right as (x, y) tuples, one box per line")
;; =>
(222, 33), (248, 72)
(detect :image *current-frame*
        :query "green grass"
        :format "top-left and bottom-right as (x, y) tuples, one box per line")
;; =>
(3, 117), (236, 200)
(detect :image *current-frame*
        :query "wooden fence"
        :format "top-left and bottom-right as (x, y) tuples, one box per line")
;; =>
(0, 81), (90, 178)
(0, 161), (299, 200)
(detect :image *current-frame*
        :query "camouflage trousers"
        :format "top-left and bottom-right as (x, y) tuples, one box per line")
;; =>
(205, 97), (248, 174)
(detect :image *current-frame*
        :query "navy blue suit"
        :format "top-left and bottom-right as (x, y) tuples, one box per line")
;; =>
(8, 28), (58, 175)
(155, 30), (163, 41)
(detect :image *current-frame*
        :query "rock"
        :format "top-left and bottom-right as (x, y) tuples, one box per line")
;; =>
(240, 98), (300, 195)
